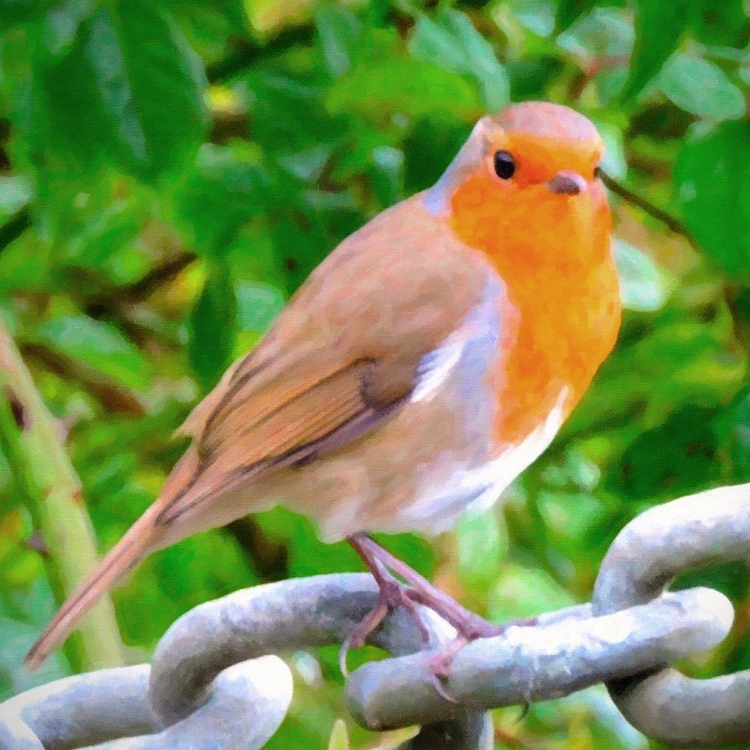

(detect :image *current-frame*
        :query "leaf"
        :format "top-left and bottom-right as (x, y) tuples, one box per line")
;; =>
(613, 239), (671, 312)
(658, 54), (746, 122)
(595, 121), (627, 180)
(314, 3), (362, 78)
(235, 279), (285, 334)
(608, 407), (721, 501)
(506, 0), (556, 38)
(622, 0), (692, 100)
(41, 0), (94, 58)
(174, 142), (273, 253)
(64, 194), (148, 267)
(675, 121), (750, 279)
(455, 507), (506, 588)
(34, 0), (207, 180)
(327, 58), (479, 123)
(0, 175), (33, 217)
(488, 563), (576, 623)
(33, 315), (150, 389)
(408, 9), (509, 110)
(326, 719), (350, 750)
(715, 387), (750, 483)
(688, 0), (748, 46)
(555, 0), (599, 30)
(188, 261), (237, 390)
(0, 579), (69, 701)
(277, 143), (334, 183)
(557, 8), (634, 61)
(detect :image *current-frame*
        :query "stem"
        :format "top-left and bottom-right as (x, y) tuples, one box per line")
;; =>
(0, 323), (125, 671)
(599, 170), (698, 248)
(0, 207), (31, 254)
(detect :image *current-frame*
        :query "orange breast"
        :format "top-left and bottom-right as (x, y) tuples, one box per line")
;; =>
(450, 174), (621, 450)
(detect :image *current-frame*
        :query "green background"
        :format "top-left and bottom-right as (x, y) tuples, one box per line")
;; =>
(1, 0), (749, 747)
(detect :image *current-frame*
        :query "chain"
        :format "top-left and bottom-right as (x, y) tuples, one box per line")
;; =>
(1, 484), (749, 750)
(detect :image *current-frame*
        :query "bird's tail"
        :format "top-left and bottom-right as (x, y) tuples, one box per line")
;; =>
(24, 502), (163, 671)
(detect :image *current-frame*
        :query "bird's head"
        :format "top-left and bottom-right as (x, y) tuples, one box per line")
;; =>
(424, 101), (610, 272)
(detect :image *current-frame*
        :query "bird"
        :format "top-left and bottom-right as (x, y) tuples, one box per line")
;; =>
(26, 101), (621, 672)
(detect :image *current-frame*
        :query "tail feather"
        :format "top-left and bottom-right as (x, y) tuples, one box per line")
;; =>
(24, 505), (162, 670)
(25, 447), (203, 670)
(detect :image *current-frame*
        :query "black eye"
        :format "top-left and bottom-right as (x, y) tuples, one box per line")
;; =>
(493, 150), (515, 180)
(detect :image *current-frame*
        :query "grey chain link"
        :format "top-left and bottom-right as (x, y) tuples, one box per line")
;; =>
(1, 483), (748, 749)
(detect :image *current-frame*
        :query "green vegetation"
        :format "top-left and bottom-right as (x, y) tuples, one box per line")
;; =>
(1, 0), (749, 747)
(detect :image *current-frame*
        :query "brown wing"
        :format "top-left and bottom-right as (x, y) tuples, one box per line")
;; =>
(156, 193), (492, 525)
(155, 353), (415, 524)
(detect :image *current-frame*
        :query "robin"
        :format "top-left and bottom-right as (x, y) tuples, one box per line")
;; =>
(26, 101), (620, 674)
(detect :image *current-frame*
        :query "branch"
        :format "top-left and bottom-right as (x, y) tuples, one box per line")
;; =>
(0, 323), (125, 672)
(599, 170), (698, 247)
(206, 28), (316, 83)
(19, 342), (146, 417)
(0, 207), (31, 254)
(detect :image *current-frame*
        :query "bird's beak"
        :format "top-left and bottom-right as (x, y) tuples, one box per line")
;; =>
(546, 171), (588, 195)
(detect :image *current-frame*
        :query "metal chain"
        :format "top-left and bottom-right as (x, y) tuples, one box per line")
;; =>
(1, 483), (748, 750)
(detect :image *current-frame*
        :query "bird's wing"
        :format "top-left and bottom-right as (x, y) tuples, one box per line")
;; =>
(156, 195), (493, 524)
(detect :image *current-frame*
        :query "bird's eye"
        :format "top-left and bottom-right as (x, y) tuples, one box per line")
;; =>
(493, 150), (515, 180)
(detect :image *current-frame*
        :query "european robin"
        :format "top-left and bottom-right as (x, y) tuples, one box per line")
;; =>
(26, 101), (621, 671)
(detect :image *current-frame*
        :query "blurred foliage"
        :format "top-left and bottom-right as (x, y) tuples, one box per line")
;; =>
(0, 0), (749, 747)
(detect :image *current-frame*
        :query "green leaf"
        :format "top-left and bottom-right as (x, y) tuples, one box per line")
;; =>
(595, 121), (627, 180)
(173, 142), (272, 253)
(613, 239), (670, 312)
(658, 54), (746, 122)
(327, 57), (479, 122)
(408, 9), (509, 110)
(326, 719), (350, 750)
(688, 0), (748, 46)
(608, 407), (721, 501)
(488, 563), (576, 623)
(715, 387), (750, 483)
(278, 143), (334, 183)
(622, 0), (691, 100)
(555, 0), (599, 30)
(64, 194), (148, 267)
(455, 507), (506, 588)
(235, 279), (285, 334)
(41, 0), (94, 58)
(675, 121), (750, 279)
(557, 8), (634, 61)
(315, 3), (362, 78)
(556, 8), (633, 102)
(34, 0), (207, 180)
(34, 315), (150, 389)
(506, 0), (556, 38)
(188, 261), (237, 390)
(0, 175), (33, 217)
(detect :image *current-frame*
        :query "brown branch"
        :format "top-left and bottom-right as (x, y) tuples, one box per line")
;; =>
(19, 342), (146, 417)
(599, 170), (698, 247)
(118, 251), (197, 302)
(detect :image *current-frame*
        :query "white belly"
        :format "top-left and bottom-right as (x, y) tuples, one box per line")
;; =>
(384, 386), (569, 535)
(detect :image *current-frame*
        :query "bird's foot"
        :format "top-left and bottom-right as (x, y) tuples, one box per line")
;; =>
(424, 615), (538, 702)
(345, 534), (538, 699)
(339, 554), (430, 676)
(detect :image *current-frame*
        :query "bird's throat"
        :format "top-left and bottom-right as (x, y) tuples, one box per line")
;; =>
(449, 174), (621, 450)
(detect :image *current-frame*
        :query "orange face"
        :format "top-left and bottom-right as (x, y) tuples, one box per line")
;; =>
(449, 127), (620, 451)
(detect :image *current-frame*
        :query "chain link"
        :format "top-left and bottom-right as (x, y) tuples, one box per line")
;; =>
(1, 484), (748, 749)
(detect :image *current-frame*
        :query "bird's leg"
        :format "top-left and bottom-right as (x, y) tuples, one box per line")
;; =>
(353, 534), (501, 639)
(347, 534), (538, 687)
(341, 534), (430, 675)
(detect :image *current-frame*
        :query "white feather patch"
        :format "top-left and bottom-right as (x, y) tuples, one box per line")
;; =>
(411, 340), (466, 403)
